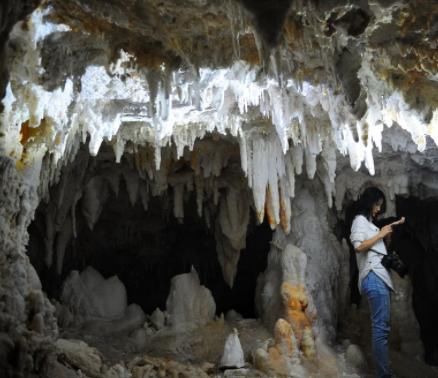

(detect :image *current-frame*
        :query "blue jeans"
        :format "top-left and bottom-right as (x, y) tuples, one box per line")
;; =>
(361, 271), (392, 378)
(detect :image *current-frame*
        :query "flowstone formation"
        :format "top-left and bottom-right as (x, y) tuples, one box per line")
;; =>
(1, 0), (438, 377)
(254, 242), (319, 376)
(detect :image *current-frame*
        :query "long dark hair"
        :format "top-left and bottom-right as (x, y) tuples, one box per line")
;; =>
(355, 186), (386, 220)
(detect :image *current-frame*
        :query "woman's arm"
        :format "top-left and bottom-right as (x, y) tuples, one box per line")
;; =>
(355, 224), (393, 253)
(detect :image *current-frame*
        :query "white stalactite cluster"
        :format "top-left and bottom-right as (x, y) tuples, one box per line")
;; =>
(2, 7), (437, 238)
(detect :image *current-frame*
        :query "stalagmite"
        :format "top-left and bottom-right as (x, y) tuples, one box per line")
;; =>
(150, 308), (165, 330)
(165, 267), (216, 331)
(254, 318), (302, 377)
(281, 282), (316, 358)
(61, 267), (128, 321)
(219, 328), (245, 369)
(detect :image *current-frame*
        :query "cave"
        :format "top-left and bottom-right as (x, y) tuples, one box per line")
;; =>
(27, 141), (273, 320)
(1, 0), (438, 377)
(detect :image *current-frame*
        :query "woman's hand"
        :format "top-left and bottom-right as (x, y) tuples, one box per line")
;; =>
(390, 216), (405, 227)
(379, 225), (393, 238)
(354, 218), (403, 253)
(355, 224), (393, 253)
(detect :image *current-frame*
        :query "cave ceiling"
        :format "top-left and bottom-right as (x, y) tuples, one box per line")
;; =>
(45, 0), (437, 107)
(2, 1), (436, 132)
(0, 0), (437, 213)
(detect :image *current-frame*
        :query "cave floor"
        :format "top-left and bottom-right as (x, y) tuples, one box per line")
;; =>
(57, 318), (272, 377)
(61, 318), (270, 366)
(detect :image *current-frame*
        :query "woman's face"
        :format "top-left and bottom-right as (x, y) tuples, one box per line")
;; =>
(371, 198), (384, 218)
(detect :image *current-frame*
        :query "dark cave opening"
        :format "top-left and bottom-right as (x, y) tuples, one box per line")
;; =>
(27, 149), (273, 322)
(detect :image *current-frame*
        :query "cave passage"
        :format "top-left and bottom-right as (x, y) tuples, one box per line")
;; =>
(27, 150), (273, 320)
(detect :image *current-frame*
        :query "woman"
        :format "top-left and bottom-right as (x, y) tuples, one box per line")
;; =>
(350, 187), (404, 378)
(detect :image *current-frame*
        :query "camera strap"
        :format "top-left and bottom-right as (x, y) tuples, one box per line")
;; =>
(369, 248), (387, 257)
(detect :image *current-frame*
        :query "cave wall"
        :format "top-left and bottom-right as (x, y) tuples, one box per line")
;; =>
(0, 0), (41, 111)
(0, 0), (437, 376)
(391, 197), (438, 364)
(0, 157), (57, 377)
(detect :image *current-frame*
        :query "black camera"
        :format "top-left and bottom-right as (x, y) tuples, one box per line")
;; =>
(381, 251), (408, 278)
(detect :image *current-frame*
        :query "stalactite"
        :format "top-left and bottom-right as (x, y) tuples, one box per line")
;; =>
(71, 194), (80, 238)
(2, 7), (436, 211)
(139, 182), (150, 212)
(44, 205), (56, 268)
(80, 177), (109, 231)
(172, 183), (185, 221)
(194, 175), (204, 217)
(279, 180), (292, 233)
(55, 214), (72, 275)
(216, 187), (250, 287)
(123, 170), (140, 207)
(251, 136), (268, 222)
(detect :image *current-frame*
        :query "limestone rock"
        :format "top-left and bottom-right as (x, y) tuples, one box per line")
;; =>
(128, 355), (209, 378)
(225, 309), (244, 323)
(130, 328), (148, 351)
(55, 338), (103, 378)
(150, 307), (165, 330)
(345, 343), (367, 372)
(61, 267), (145, 334)
(220, 328), (245, 369)
(166, 267), (216, 331)
(43, 358), (81, 378)
(281, 282), (316, 358)
(85, 304), (146, 335)
(61, 266), (127, 321)
(105, 364), (131, 378)
(254, 318), (304, 377)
